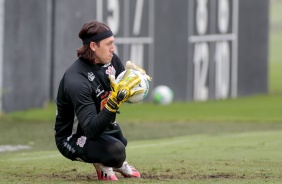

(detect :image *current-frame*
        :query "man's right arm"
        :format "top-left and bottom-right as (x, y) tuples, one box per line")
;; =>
(68, 80), (115, 140)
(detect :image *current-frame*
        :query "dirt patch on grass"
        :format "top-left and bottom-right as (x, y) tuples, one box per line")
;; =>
(6, 171), (280, 183)
(141, 171), (277, 180)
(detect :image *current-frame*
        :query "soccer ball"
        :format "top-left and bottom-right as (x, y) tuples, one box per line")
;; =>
(116, 69), (149, 103)
(151, 85), (174, 105)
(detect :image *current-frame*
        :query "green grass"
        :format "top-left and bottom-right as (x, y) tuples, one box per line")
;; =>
(119, 95), (282, 123)
(0, 1), (282, 183)
(1, 93), (282, 123)
(1, 131), (282, 183)
(1, 97), (282, 184)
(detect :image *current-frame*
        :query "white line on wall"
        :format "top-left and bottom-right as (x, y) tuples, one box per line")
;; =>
(188, 33), (236, 43)
(114, 37), (153, 44)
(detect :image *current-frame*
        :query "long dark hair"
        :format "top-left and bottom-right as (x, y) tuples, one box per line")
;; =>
(76, 20), (110, 63)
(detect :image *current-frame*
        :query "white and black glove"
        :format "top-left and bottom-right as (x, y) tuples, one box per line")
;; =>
(125, 61), (152, 81)
(105, 70), (144, 113)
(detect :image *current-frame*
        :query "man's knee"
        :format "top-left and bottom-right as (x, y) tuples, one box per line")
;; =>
(104, 141), (126, 167)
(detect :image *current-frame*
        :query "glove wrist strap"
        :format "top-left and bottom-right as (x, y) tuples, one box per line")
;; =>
(105, 98), (119, 112)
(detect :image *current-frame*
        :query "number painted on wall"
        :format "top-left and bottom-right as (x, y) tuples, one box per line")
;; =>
(191, 0), (237, 101)
(96, 0), (153, 70)
(193, 42), (209, 101)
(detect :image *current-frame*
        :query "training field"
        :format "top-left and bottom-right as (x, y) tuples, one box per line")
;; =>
(1, 2), (282, 184)
(1, 98), (282, 184)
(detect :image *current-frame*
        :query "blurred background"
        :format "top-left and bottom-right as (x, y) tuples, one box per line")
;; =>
(0, 2), (281, 182)
(269, 0), (282, 94)
(0, 0), (280, 113)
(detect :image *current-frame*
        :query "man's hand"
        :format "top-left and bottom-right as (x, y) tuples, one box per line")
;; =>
(125, 61), (152, 81)
(105, 70), (144, 113)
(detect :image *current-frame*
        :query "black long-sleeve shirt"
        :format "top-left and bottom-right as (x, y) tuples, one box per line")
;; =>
(54, 53), (124, 142)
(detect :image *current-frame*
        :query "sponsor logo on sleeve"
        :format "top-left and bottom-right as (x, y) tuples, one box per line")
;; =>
(96, 84), (105, 97)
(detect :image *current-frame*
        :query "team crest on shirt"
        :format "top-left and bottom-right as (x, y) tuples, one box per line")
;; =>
(88, 72), (95, 81)
(105, 66), (116, 76)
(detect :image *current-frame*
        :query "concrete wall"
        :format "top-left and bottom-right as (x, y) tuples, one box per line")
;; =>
(1, 0), (50, 112)
(0, 0), (269, 112)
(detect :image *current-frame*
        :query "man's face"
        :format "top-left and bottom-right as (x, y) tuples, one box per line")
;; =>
(91, 36), (115, 64)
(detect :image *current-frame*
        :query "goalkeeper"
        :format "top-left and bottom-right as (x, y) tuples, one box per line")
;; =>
(54, 20), (150, 181)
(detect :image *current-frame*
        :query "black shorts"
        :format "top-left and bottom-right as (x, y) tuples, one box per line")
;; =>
(56, 123), (127, 167)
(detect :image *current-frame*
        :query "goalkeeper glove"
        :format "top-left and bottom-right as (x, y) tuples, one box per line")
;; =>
(105, 70), (144, 113)
(125, 61), (152, 81)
